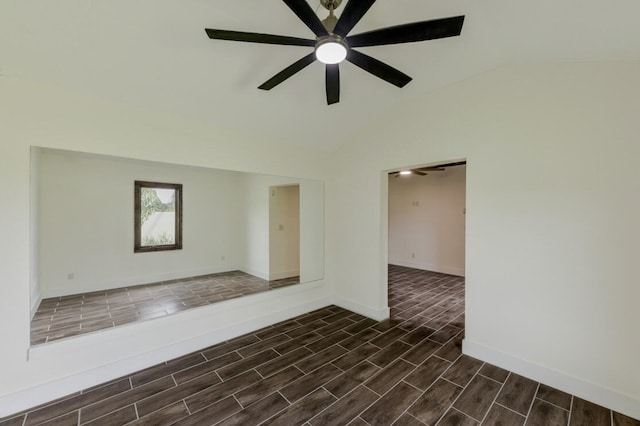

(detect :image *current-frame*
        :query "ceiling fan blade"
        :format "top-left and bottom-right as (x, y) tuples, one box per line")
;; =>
(258, 52), (317, 90)
(347, 16), (465, 47)
(347, 49), (412, 88)
(326, 64), (340, 105)
(282, 0), (329, 37)
(416, 167), (445, 171)
(333, 0), (376, 37)
(413, 171), (427, 176)
(205, 29), (315, 47)
(436, 161), (467, 168)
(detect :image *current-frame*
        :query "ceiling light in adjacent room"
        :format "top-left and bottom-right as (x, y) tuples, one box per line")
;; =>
(399, 171), (412, 175)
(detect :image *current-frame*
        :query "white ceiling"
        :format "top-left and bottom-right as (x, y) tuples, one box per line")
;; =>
(2, 0), (640, 151)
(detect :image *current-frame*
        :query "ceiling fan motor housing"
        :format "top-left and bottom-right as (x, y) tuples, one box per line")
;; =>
(321, 0), (342, 32)
(322, 14), (338, 32)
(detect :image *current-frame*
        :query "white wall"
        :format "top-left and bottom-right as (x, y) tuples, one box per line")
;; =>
(269, 185), (300, 280)
(240, 175), (321, 283)
(327, 62), (640, 419)
(298, 179), (325, 285)
(29, 148), (42, 317)
(0, 77), (331, 416)
(37, 149), (243, 297)
(4, 62), (640, 420)
(241, 174), (295, 280)
(388, 166), (466, 276)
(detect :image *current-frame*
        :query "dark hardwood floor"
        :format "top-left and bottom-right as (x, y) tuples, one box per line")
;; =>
(4, 266), (638, 425)
(31, 271), (299, 345)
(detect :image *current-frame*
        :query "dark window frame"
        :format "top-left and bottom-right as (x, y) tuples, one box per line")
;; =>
(134, 180), (183, 253)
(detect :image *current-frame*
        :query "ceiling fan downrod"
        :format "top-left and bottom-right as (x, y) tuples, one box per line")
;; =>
(320, 0), (342, 32)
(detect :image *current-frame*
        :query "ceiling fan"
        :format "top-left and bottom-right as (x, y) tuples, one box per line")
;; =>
(389, 166), (445, 177)
(389, 161), (466, 177)
(205, 0), (465, 105)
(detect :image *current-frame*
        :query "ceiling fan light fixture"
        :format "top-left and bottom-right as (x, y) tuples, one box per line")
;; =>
(205, 0), (465, 104)
(399, 170), (412, 175)
(315, 36), (348, 64)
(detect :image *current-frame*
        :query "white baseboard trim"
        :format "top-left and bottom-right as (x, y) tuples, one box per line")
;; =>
(333, 297), (390, 322)
(269, 269), (300, 281)
(239, 266), (269, 281)
(42, 265), (241, 298)
(463, 339), (640, 421)
(0, 296), (333, 418)
(389, 259), (465, 277)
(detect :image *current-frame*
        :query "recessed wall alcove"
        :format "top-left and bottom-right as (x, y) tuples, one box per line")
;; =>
(29, 147), (325, 345)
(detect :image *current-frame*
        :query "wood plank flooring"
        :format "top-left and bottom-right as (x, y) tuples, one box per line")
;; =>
(3, 265), (637, 425)
(31, 271), (299, 345)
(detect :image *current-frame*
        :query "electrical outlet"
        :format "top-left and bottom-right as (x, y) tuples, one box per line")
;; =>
(67, 273), (75, 280)
(221, 256), (226, 261)
(411, 253), (416, 259)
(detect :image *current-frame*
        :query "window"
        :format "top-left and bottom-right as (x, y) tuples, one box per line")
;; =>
(134, 181), (182, 253)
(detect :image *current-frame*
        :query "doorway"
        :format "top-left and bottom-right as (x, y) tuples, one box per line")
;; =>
(387, 162), (466, 277)
(269, 184), (301, 280)
(385, 160), (467, 360)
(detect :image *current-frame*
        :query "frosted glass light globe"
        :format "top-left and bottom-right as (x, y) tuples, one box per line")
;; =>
(315, 39), (347, 64)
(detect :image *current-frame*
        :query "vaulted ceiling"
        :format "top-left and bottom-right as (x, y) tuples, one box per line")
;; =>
(2, 0), (639, 151)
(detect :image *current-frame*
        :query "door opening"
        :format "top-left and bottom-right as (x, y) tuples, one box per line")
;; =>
(385, 161), (466, 352)
(388, 162), (466, 276)
(269, 184), (300, 281)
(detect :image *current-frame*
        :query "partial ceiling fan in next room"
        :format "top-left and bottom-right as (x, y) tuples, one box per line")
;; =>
(389, 161), (466, 177)
(205, 0), (465, 105)
(389, 166), (445, 177)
